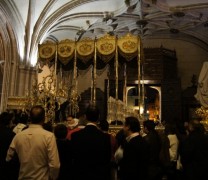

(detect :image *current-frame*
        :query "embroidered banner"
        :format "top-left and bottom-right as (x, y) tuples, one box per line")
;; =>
(58, 39), (75, 65)
(38, 41), (56, 62)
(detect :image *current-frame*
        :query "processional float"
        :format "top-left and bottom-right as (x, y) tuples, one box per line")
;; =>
(25, 33), (145, 124)
(195, 62), (208, 130)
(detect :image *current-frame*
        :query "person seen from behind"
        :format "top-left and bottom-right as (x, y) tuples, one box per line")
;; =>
(118, 116), (149, 180)
(0, 112), (19, 180)
(162, 122), (179, 180)
(13, 112), (28, 134)
(99, 119), (118, 180)
(71, 104), (111, 180)
(54, 123), (72, 180)
(180, 120), (208, 180)
(143, 120), (162, 180)
(6, 105), (60, 180)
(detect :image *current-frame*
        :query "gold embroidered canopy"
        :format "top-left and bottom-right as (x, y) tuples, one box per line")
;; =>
(38, 33), (142, 67)
(38, 33), (144, 118)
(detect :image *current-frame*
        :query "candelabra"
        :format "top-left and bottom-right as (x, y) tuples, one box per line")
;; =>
(24, 70), (68, 123)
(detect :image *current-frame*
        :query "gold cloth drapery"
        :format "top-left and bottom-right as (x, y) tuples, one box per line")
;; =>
(117, 33), (139, 62)
(38, 41), (56, 62)
(76, 38), (94, 64)
(97, 34), (116, 64)
(38, 33), (141, 65)
(58, 39), (75, 65)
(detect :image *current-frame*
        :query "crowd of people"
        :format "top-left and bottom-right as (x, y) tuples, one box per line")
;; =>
(1, 104), (208, 180)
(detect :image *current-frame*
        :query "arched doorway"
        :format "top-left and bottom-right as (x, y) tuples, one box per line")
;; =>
(126, 85), (161, 121)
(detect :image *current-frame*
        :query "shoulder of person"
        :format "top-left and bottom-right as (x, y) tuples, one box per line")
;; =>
(71, 128), (83, 138)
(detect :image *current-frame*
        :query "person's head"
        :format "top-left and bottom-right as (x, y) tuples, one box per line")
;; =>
(99, 119), (109, 132)
(123, 116), (141, 136)
(19, 112), (28, 124)
(54, 124), (68, 140)
(66, 115), (79, 129)
(0, 112), (13, 126)
(143, 120), (156, 134)
(85, 105), (100, 123)
(66, 115), (74, 121)
(30, 105), (45, 124)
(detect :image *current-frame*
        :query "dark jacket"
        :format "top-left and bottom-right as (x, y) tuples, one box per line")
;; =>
(56, 139), (72, 180)
(180, 131), (208, 180)
(120, 135), (149, 180)
(71, 125), (111, 180)
(0, 125), (19, 180)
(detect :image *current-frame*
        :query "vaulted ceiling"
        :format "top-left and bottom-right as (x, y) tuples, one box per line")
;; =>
(0, 0), (208, 66)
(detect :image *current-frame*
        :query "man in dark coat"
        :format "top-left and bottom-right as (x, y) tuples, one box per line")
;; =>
(120, 116), (149, 180)
(180, 120), (208, 180)
(71, 105), (111, 180)
(143, 120), (162, 180)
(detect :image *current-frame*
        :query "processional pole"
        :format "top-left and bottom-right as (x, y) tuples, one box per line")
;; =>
(54, 44), (58, 93)
(115, 36), (118, 101)
(91, 66), (93, 103)
(73, 40), (77, 87)
(93, 38), (97, 105)
(138, 37), (145, 119)
(137, 37), (141, 116)
(141, 47), (145, 116)
(67, 39), (80, 117)
(71, 39), (77, 116)
(45, 43), (58, 124)
(107, 66), (110, 100)
(115, 36), (119, 124)
(123, 63), (127, 105)
(53, 44), (58, 124)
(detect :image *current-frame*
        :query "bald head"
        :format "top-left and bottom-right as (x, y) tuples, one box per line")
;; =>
(30, 105), (45, 124)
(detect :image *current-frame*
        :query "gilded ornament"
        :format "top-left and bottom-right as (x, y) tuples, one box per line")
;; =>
(38, 41), (56, 61)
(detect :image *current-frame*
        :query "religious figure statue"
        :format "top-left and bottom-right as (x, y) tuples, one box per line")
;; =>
(195, 62), (208, 108)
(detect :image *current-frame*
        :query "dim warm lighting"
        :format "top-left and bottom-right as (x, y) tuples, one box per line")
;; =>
(134, 80), (152, 84)
(133, 105), (144, 114)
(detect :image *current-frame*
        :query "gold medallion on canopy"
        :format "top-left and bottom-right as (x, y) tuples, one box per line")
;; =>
(97, 34), (116, 64)
(76, 38), (94, 64)
(38, 41), (56, 62)
(117, 33), (139, 62)
(58, 39), (75, 65)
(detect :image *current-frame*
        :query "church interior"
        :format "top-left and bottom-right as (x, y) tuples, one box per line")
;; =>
(1, 0), (208, 126)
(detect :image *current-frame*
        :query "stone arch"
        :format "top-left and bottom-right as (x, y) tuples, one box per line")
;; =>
(0, 9), (20, 112)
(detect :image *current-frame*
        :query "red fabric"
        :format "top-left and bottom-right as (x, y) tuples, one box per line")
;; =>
(66, 127), (81, 140)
